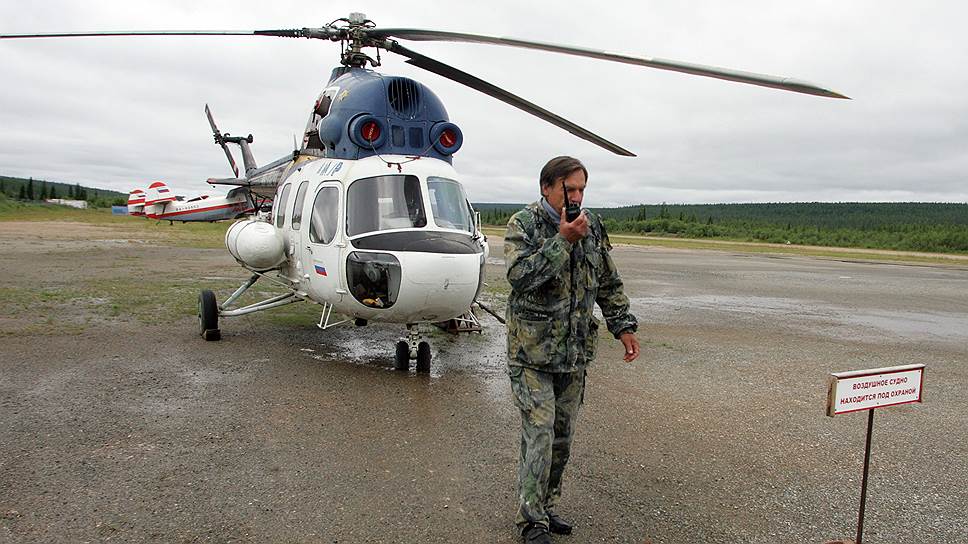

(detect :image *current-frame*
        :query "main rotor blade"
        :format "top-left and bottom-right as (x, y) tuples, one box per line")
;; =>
(370, 28), (849, 99)
(388, 43), (634, 157)
(0, 28), (340, 40)
(0, 30), (259, 39)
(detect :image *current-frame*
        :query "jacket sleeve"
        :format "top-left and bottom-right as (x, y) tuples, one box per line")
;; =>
(594, 221), (638, 338)
(505, 213), (572, 294)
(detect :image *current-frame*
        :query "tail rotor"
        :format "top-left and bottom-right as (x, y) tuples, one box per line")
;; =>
(205, 103), (240, 178)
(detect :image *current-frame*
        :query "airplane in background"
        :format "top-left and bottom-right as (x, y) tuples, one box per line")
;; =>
(127, 181), (254, 223)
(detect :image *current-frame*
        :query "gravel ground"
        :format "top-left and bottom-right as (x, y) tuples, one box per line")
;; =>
(1, 222), (966, 543)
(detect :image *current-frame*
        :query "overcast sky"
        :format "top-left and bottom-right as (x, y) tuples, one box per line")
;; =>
(1, 1), (966, 207)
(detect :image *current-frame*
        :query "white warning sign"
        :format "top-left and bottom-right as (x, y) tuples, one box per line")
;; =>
(827, 364), (925, 417)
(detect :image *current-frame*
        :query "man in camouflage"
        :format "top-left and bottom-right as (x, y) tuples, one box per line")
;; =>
(505, 156), (640, 543)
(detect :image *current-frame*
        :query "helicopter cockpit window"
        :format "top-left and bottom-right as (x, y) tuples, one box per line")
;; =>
(427, 177), (474, 233)
(346, 175), (426, 237)
(309, 186), (339, 244)
(291, 181), (309, 230)
(275, 183), (292, 228)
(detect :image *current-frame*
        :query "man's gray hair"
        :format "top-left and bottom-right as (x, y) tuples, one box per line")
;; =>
(539, 156), (588, 191)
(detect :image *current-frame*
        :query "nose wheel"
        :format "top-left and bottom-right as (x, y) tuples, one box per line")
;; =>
(394, 325), (432, 373)
(394, 341), (410, 371)
(416, 341), (431, 373)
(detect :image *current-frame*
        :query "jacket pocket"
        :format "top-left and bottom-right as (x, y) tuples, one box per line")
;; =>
(507, 317), (557, 367)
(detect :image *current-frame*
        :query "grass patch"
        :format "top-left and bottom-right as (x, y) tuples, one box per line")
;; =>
(482, 227), (968, 266)
(264, 301), (323, 327)
(0, 203), (230, 248)
(0, 276), (246, 337)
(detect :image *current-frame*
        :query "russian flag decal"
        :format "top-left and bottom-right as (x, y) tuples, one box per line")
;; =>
(314, 264), (327, 276)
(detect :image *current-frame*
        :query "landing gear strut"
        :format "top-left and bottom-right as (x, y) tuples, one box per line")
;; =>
(197, 273), (304, 341)
(393, 324), (432, 373)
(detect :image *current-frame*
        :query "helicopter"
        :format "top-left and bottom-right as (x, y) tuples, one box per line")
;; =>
(0, 13), (846, 372)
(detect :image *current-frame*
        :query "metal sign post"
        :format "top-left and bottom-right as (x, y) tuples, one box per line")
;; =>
(826, 364), (925, 544)
(855, 409), (874, 544)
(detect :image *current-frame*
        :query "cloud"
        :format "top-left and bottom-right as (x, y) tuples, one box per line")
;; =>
(1, 0), (966, 204)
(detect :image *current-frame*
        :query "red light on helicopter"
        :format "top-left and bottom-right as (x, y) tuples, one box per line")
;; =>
(361, 121), (381, 142)
(430, 122), (462, 154)
(439, 128), (457, 148)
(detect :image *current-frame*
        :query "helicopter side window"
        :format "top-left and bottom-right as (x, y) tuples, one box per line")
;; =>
(346, 175), (426, 237)
(309, 186), (340, 244)
(291, 181), (309, 230)
(274, 183), (292, 228)
(427, 177), (474, 233)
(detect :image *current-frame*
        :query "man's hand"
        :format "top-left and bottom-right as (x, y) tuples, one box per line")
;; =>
(619, 332), (640, 363)
(559, 208), (589, 244)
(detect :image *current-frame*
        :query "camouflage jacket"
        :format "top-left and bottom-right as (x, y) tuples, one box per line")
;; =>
(505, 201), (637, 372)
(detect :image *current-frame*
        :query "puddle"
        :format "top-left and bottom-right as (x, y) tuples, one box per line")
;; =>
(632, 295), (968, 344)
(295, 314), (510, 397)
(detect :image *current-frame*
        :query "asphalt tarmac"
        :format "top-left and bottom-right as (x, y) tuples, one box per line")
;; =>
(1, 223), (966, 543)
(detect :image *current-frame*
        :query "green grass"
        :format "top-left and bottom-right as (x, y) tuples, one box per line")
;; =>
(482, 227), (968, 266)
(264, 301), (322, 327)
(0, 203), (325, 337)
(0, 200), (230, 248)
(0, 274), (247, 337)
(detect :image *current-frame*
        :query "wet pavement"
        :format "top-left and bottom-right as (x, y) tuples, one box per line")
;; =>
(1, 226), (966, 543)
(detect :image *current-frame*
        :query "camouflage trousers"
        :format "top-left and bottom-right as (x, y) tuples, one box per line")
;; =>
(508, 365), (586, 530)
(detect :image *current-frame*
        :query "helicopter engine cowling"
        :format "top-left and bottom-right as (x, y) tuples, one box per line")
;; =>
(225, 219), (286, 271)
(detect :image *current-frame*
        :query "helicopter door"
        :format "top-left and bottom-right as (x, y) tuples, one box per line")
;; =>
(288, 180), (310, 280)
(304, 183), (344, 304)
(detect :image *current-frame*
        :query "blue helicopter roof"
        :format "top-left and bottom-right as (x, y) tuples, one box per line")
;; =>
(309, 67), (458, 163)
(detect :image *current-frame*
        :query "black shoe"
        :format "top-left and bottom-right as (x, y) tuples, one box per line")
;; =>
(522, 523), (552, 544)
(547, 512), (573, 535)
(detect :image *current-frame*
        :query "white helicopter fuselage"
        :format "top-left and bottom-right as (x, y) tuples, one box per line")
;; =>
(230, 154), (488, 325)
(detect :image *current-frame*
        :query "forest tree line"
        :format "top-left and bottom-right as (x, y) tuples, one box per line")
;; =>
(474, 202), (968, 254)
(0, 175), (127, 208)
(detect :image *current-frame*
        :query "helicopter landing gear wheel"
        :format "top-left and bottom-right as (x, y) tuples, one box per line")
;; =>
(394, 340), (410, 371)
(416, 341), (431, 373)
(198, 289), (220, 341)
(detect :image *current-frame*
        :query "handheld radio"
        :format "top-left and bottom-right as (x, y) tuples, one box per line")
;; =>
(563, 180), (581, 222)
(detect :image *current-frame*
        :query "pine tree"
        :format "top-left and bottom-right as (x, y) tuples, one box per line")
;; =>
(50, 186), (58, 199)
(68, 184), (74, 198)
(19, 185), (26, 200)
(74, 183), (82, 200)
(27, 179), (35, 200)
(40, 184), (48, 200)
